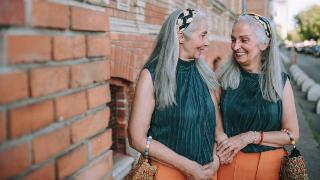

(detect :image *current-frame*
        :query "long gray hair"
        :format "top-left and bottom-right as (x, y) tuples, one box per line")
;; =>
(218, 14), (283, 102)
(145, 9), (219, 109)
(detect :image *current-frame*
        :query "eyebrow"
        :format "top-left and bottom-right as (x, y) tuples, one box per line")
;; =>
(202, 31), (208, 34)
(231, 35), (250, 38)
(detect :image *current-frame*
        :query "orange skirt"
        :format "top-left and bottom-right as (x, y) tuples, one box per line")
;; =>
(217, 148), (285, 180)
(151, 159), (217, 180)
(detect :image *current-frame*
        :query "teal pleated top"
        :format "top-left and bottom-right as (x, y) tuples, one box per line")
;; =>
(221, 68), (289, 153)
(144, 59), (216, 165)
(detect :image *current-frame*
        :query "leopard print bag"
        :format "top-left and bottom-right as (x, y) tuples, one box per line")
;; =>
(279, 129), (309, 180)
(125, 156), (157, 180)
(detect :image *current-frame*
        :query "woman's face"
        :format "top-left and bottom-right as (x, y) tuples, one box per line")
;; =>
(180, 21), (209, 59)
(231, 22), (264, 68)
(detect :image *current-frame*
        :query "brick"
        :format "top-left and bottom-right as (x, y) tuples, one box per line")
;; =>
(7, 35), (51, 64)
(71, 6), (109, 31)
(71, 108), (110, 143)
(74, 151), (112, 180)
(8, 100), (54, 138)
(90, 129), (112, 158)
(57, 145), (87, 179)
(53, 36), (86, 60)
(71, 60), (111, 88)
(31, 0), (69, 29)
(24, 163), (55, 180)
(55, 92), (87, 120)
(30, 66), (69, 97)
(0, 143), (31, 179)
(0, 0), (24, 26)
(73, 36), (87, 59)
(0, 71), (28, 104)
(32, 127), (70, 163)
(87, 35), (111, 57)
(87, 85), (111, 109)
(0, 112), (4, 143)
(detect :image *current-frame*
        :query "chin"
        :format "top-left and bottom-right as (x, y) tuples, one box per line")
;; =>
(234, 56), (247, 64)
(194, 52), (202, 59)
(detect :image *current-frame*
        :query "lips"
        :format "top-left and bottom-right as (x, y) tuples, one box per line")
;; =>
(234, 52), (246, 58)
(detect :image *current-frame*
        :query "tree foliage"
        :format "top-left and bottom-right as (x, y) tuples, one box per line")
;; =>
(295, 5), (320, 41)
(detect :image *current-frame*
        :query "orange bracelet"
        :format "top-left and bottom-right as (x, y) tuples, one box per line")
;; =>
(258, 131), (264, 145)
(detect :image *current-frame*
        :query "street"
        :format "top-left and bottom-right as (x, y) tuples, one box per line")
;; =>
(283, 48), (320, 83)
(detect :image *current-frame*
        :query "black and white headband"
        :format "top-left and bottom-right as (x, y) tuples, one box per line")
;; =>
(176, 9), (196, 32)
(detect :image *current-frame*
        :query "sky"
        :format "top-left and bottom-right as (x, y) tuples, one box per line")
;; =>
(287, 0), (320, 30)
(272, 0), (320, 37)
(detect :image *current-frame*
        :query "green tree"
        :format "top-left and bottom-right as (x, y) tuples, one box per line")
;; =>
(287, 29), (303, 42)
(295, 5), (320, 41)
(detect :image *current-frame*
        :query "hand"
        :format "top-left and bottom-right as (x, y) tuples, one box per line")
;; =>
(203, 157), (219, 178)
(217, 133), (252, 164)
(218, 150), (234, 165)
(183, 161), (215, 180)
(215, 133), (228, 145)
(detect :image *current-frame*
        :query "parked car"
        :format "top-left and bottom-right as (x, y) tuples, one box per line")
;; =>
(313, 45), (320, 57)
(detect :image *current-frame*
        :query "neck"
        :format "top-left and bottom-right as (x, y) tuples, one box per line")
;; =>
(241, 58), (262, 73)
(179, 47), (194, 61)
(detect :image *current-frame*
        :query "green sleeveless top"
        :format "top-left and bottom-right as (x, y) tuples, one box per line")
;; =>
(221, 68), (289, 153)
(144, 59), (216, 165)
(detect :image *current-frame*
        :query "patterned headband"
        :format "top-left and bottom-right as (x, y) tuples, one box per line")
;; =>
(176, 9), (196, 32)
(247, 13), (271, 38)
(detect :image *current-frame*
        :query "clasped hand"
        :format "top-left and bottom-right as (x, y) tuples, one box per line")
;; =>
(216, 134), (248, 165)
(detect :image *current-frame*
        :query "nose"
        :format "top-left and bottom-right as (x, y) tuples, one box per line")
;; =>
(204, 38), (209, 47)
(232, 40), (240, 51)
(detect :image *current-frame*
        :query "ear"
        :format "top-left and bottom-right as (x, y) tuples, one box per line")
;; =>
(259, 39), (270, 51)
(177, 31), (184, 44)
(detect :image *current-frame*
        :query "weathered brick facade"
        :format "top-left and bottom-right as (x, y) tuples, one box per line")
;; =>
(0, 0), (268, 179)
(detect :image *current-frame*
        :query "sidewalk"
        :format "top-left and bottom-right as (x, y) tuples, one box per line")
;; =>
(282, 50), (320, 179)
(292, 82), (320, 179)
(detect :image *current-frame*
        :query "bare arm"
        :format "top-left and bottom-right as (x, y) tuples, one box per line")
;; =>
(213, 89), (228, 143)
(128, 69), (212, 179)
(259, 79), (299, 146)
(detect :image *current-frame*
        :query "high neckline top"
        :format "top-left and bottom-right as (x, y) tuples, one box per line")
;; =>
(220, 70), (289, 153)
(144, 59), (216, 165)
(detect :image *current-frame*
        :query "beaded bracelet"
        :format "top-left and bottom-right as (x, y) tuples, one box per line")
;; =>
(144, 136), (152, 159)
(281, 129), (295, 147)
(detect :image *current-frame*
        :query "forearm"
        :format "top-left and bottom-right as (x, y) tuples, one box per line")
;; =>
(132, 136), (195, 172)
(259, 131), (296, 147)
(240, 130), (297, 148)
(213, 144), (220, 169)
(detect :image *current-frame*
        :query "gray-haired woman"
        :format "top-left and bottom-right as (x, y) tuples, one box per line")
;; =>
(128, 9), (223, 180)
(216, 13), (300, 179)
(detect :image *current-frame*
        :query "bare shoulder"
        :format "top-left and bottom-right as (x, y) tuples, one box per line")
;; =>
(135, 69), (154, 94)
(283, 78), (293, 96)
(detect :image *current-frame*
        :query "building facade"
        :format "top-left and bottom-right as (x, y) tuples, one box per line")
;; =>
(0, 0), (272, 179)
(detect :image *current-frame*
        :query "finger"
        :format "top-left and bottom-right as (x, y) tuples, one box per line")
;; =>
(226, 150), (238, 163)
(217, 139), (229, 151)
(217, 142), (230, 154)
(203, 168), (214, 179)
(219, 146), (234, 157)
(204, 162), (214, 169)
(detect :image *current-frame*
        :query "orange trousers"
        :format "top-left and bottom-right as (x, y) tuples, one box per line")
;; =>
(217, 149), (285, 180)
(151, 159), (217, 180)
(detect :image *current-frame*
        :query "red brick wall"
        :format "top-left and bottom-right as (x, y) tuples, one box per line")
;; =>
(0, 0), (241, 179)
(0, 0), (113, 179)
(247, 0), (270, 17)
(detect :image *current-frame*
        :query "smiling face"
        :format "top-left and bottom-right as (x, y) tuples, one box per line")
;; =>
(231, 21), (267, 71)
(179, 20), (209, 60)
